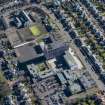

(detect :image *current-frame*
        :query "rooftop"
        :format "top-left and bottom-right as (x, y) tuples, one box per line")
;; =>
(15, 44), (44, 63)
(69, 83), (82, 94)
(64, 51), (77, 69)
(7, 23), (47, 48)
(7, 28), (35, 48)
(56, 72), (67, 84)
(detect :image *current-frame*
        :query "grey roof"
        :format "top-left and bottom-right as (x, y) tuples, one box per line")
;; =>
(7, 28), (35, 47)
(27, 64), (39, 75)
(15, 44), (43, 63)
(69, 83), (81, 94)
(46, 41), (68, 50)
(64, 51), (76, 67)
(17, 28), (35, 42)
(57, 72), (66, 84)
(79, 72), (96, 89)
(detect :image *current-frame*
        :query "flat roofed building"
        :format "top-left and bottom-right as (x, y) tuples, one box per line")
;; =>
(16, 28), (35, 42)
(63, 71), (77, 81)
(41, 41), (69, 59)
(15, 44), (44, 63)
(27, 64), (38, 77)
(7, 24), (47, 48)
(64, 51), (78, 70)
(69, 83), (82, 95)
(79, 72), (96, 90)
(7, 28), (35, 48)
(56, 72), (67, 85)
(63, 71), (71, 80)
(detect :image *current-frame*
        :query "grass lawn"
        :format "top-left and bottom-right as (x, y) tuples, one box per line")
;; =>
(100, 12), (105, 16)
(37, 63), (46, 72)
(102, 52), (105, 58)
(29, 26), (41, 37)
(0, 72), (6, 83)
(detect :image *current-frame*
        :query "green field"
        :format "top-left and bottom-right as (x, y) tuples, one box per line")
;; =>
(29, 26), (41, 36)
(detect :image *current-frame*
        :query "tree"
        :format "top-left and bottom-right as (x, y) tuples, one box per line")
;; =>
(0, 71), (11, 102)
